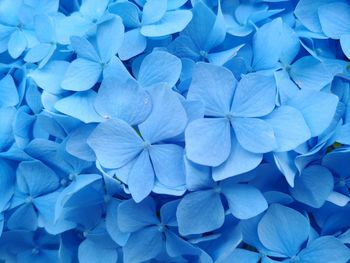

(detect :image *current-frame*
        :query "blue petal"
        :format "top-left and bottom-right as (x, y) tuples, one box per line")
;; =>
(287, 90), (339, 137)
(184, 158), (214, 191)
(8, 30), (27, 59)
(257, 204), (310, 257)
(231, 73), (276, 117)
(187, 62), (236, 116)
(207, 45), (245, 66)
(96, 16), (124, 63)
(34, 14), (55, 43)
(16, 160), (59, 197)
(233, 117), (277, 153)
(149, 144), (185, 188)
(24, 43), (54, 64)
(140, 10), (192, 37)
(263, 106), (311, 152)
(138, 86), (187, 143)
(185, 118), (231, 166)
(117, 197), (158, 233)
(79, 0), (109, 20)
(106, 199), (130, 245)
(221, 248), (260, 263)
(298, 236), (350, 263)
(123, 227), (162, 263)
(109, 1), (141, 28)
(118, 29), (147, 61)
(78, 239), (118, 263)
(0, 159), (15, 211)
(61, 58), (102, 91)
(137, 50), (181, 89)
(176, 190), (224, 235)
(252, 18), (283, 70)
(290, 165), (334, 208)
(290, 56), (333, 91)
(28, 60), (69, 95)
(70, 36), (100, 62)
(340, 34), (350, 59)
(213, 135), (262, 181)
(7, 204), (37, 231)
(55, 90), (103, 123)
(222, 182), (268, 219)
(318, 2), (350, 39)
(94, 78), (151, 125)
(0, 74), (18, 107)
(128, 150), (155, 202)
(87, 119), (143, 169)
(141, 0), (167, 25)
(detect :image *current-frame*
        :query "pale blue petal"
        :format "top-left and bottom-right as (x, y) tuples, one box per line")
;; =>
(117, 197), (158, 233)
(184, 158), (214, 191)
(207, 44), (244, 66)
(138, 50), (181, 89)
(176, 190), (224, 235)
(79, 0), (109, 20)
(280, 23), (300, 65)
(78, 239), (118, 263)
(0, 75), (18, 107)
(8, 30), (27, 59)
(290, 165), (333, 208)
(185, 118), (231, 166)
(24, 43), (53, 63)
(0, 159), (15, 211)
(233, 117), (276, 153)
(109, 1), (141, 28)
(252, 18), (283, 70)
(231, 73), (276, 117)
(128, 150), (155, 203)
(287, 90), (339, 137)
(96, 16), (124, 63)
(222, 182), (268, 219)
(61, 58), (102, 91)
(149, 144), (185, 188)
(263, 106), (311, 152)
(142, 0), (167, 25)
(55, 90), (103, 124)
(87, 119), (143, 169)
(290, 56), (333, 91)
(138, 86), (187, 143)
(140, 10), (192, 37)
(213, 135), (262, 181)
(187, 62), (236, 117)
(298, 236), (350, 263)
(318, 2), (350, 39)
(340, 34), (350, 59)
(7, 204), (37, 231)
(221, 248), (260, 263)
(106, 199), (130, 245)
(118, 29), (147, 61)
(70, 36), (100, 62)
(34, 14), (55, 43)
(94, 78), (151, 125)
(257, 204), (310, 257)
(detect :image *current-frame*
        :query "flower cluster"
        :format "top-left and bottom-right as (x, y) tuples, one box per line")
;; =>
(0, 0), (350, 262)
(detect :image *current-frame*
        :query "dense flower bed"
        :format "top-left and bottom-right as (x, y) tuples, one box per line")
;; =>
(0, 0), (350, 262)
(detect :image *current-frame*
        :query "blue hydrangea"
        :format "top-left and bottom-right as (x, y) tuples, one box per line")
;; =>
(0, 0), (350, 262)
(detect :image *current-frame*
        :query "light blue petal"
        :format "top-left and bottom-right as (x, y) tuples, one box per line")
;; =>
(109, 1), (141, 28)
(79, 0), (109, 20)
(123, 227), (162, 263)
(0, 107), (16, 151)
(335, 123), (350, 145)
(138, 50), (181, 89)
(287, 90), (339, 137)
(221, 248), (260, 263)
(184, 158), (214, 191)
(263, 106), (311, 152)
(70, 36), (100, 62)
(290, 56), (333, 91)
(61, 58), (102, 91)
(222, 183), (268, 219)
(257, 204), (310, 257)
(16, 160), (59, 197)
(140, 10), (192, 37)
(274, 69), (299, 105)
(94, 78), (151, 125)
(213, 135), (262, 181)
(118, 29), (147, 61)
(279, 23), (300, 65)
(28, 60), (69, 95)
(233, 117), (276, 153)
(298, 236), (350, 263)
(0, 159), (15, 211)
(78, 239), (118, 263)
(142, 0), (167, 25)
(106, 199), (130, 245)
(187, 62), (236, 117)
(87, 119), (143, 169)
(231, 73), (276, 117)
(185, 118), (231, 166)
(0, 75), (18, 107)
(128, 150), (155, 203)
(318, 2), (350, 39)
(340, 34), (350, 59)
(8, 30), (27, 59)
(96, 16), (124, 63)
(55, 90), (103, 124)
(34, 14), (55, 43)
(176, 190), (224, 235)
(205, 0), (226, 51)
(117, 197), (158, 233)
(138, 86), (187, 143)
(207, 44), (245, 66)
(24, 43), (53, 63)
(7, 204), (37, 231)
(165, 230), (197, 257)
(149, 144), (185, 188)
(167, 0), (188, 10)
(252, 18), (283, 70)
(290, 165), (334, 208)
